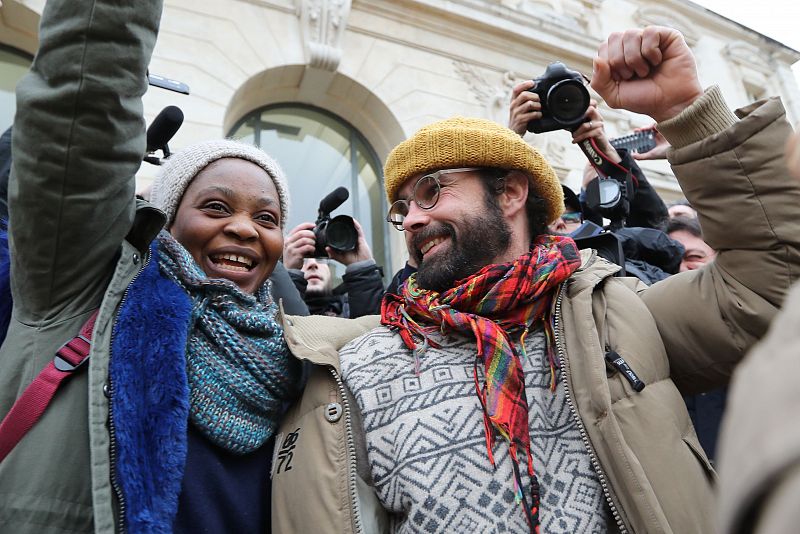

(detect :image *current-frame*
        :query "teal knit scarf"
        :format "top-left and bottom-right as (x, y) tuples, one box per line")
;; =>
(156, 231), (303, 454)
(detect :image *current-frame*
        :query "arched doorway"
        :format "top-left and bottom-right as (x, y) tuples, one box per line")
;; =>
(228, 103), (391, 277)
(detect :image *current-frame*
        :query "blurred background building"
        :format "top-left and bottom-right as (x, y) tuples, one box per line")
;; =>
(3, 0), (799, 273)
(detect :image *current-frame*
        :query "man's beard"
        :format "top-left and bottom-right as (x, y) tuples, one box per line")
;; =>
(413, 198), (512, 293)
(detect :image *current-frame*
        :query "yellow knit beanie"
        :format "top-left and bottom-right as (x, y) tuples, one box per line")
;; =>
(384, 116), (564, 223)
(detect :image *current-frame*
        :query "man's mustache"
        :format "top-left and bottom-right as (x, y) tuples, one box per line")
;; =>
(411, 223), (455, 263)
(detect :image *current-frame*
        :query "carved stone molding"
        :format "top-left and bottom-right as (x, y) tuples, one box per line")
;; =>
(723, 41), (772, 75)
(633, 6), (699, 46)
(297, 0), (351, 71)
(723, 40), (773, 97)
(453, 60), (522, 125)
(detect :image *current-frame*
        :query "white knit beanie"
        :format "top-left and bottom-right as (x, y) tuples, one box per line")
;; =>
(150, 139), (290, 229)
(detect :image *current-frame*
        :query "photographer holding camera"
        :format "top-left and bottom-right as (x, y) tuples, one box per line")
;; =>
(283, 217), (384, 318)
(510, 71), (681, 287)
(510, 78), (668, 231)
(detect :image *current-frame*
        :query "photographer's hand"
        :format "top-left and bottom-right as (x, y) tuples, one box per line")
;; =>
(786, 124), (800, 181)
(327, 218), (374, 266)
(632, 123), (670, 160)
(571, 101), (621, 163)
(283, 222), (317, 269)
(509, 80), (542, 136)
(591, 26), (703, 122)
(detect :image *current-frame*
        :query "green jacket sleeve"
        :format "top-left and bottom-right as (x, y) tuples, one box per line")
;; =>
(642, 87), (800, 393)
(10, 0), (162, 324)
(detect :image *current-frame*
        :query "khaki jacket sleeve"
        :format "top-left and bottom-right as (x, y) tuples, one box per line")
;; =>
(716, 283), (800, 534)
(10, 0), (162, 324)
(641, 89), (800, 393)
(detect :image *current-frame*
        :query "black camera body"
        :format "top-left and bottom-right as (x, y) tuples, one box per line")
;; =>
(526, 62), (590, 134)
(313, 187), (358, 257)
(584, 172), (635, 232)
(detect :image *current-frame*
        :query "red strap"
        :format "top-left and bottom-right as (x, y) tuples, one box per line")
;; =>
(0, 311), (99, 462)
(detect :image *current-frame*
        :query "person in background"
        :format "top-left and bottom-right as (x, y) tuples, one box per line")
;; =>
(283, 218), (384, 317)
(297, 257), (340, 316)
(547, 184), (583, 235)
(384, 228), (418, 296)
(301, 257), (333, 297)
(667, 215), (717, 271)
(668, 198), (698, 219)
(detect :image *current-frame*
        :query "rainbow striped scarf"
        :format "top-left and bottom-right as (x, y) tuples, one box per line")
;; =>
(381, 234), (581, 533)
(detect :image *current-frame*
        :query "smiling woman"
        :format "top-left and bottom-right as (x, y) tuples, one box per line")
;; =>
(160, 151), (287, 294)
(142, 140), (305, 532)
(0, 0), (306, 528)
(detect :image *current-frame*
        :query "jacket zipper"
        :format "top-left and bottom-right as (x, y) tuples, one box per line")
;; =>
(553, 283), (630, 534)
(107, 374), (126, 533)
(107, 251), (150, 533)
(328, 367), (365, 534)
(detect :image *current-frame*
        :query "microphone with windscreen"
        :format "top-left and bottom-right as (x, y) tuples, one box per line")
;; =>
(318, 187), (349, 216)
(144, 106), (184, 165)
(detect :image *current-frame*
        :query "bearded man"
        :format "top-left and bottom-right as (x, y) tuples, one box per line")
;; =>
(270, 26), (800, 534)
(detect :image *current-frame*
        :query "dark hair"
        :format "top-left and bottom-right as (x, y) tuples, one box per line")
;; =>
(667, 197), (692, 209)
(477, 168), (549, 240)
(666, 215), (703, 238)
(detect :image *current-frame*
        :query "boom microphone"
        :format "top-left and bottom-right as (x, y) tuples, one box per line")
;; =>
(146, 106), (184, 153)
(318, 186), (349, 215)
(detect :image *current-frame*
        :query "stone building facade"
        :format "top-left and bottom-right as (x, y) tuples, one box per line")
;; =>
(3, 0), (799, 272)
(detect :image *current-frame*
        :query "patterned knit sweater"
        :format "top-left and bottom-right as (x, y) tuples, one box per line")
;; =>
(340, 325), (609, 533)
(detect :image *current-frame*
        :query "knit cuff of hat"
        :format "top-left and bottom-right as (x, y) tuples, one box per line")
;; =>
(657, 85), (738, 149)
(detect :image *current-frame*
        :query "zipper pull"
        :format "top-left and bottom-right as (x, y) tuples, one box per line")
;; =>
(605, 350), (645, 392)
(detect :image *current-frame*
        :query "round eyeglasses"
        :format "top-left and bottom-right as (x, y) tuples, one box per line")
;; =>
(386, 167), (481, 231)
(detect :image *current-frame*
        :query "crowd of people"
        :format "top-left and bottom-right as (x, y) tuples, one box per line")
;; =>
(2, 1), (800, 533)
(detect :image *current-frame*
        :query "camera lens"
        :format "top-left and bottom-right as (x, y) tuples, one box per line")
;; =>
(326, 215), (358, 252)
(547, 80), (590, 123)
(598, 179), (622, 208)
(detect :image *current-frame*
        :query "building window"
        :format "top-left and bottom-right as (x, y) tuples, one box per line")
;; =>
(228, 104), (390, 277)
(0, 46), (33, 131)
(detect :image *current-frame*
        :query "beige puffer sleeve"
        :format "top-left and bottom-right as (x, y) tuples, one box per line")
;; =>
(716, 282), (800, 534)
(641, 87), (800, 394)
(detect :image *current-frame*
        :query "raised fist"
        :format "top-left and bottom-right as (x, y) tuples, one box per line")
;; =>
(591, 26), (703, 122)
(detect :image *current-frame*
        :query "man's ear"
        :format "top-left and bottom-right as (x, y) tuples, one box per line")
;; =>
(500, 170), (529, 217)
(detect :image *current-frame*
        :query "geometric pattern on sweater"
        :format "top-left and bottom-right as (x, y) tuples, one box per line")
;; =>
(340, 325), (608, 533)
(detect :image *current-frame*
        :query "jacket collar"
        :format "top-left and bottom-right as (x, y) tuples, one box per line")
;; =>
(564, 249), (622, 297)
(279, 304), (379, 371)
(126, 199), (167, 255)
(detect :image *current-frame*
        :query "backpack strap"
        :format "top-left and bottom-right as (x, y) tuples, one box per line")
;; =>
(0, 310), (99, 462)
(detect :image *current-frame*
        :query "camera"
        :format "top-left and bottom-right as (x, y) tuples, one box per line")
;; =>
(313, 187), (358, 257)
(526, 62), (590, 134)
(584, 172), (635, 232)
